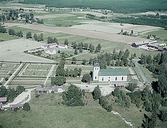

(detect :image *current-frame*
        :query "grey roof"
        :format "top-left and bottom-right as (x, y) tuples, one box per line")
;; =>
(98, 68), (127, 76)
(0, 97), (7, 102)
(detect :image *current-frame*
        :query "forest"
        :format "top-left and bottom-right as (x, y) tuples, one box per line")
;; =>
(20, 0), (167, 13)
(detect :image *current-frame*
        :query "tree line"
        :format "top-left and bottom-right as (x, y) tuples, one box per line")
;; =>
(113, 14), (167, 28)
(0, 85), (25, 102)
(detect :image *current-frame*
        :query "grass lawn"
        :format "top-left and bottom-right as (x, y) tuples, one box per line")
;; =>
(7, 26), (42, 37)
(0, 93), (129, 128)
(0, 33), (19, 41)
(141, 65), (158, 82)
(43, 13), (87, 27)
(140, 28), (167, 41)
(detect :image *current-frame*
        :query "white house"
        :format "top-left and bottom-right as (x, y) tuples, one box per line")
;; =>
(57, 44), (68, 49)
(41, 43), (57, 49)
(44, 48), (56, 55)
(93, 59), (127, 82)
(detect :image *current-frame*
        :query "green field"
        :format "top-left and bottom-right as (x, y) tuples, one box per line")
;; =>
(141, 29), (167, 41)
(0, 33), (19, 41)
(43, 13), (87, 27)
(0, 93), (130, 128)
(8, 26), (42, 37)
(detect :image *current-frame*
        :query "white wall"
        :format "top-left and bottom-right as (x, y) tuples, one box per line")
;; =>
(93, 67), (100, 81)
(98, 76), (127, 82)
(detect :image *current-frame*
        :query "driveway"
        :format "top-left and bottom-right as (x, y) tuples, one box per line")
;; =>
(2, 88), (35, 108)
(132, 59), (151, 84)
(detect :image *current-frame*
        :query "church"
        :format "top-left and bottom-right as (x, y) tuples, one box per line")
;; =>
(93, 59), (127, 82)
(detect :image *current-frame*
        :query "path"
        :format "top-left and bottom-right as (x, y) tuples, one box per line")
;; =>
(128, 67), (138, 80)
(2, 88), (35, 108)
(4, 63), (24, 88)
(132, 59), (150, 84)
(112, 111), (133, 127)
(19, 63), (29, 76)
(44, 64), (55, 85)
(66, 51), (88, 59)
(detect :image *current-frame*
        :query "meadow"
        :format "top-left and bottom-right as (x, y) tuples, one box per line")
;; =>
(0, 92), (146, 128)
(140, 28), (167, 42)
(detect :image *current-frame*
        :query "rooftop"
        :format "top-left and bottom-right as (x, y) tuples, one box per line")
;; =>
(94, 58), (100, 67)
(98, 68), (127, 76)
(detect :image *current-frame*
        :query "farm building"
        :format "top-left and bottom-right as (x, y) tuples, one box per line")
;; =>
(36, 85), (65, 94)
(131, 41), (149, 47)
(57, 44), (68, 49)
(41, 43), (57, 49)
(44, 48), (57, 55)
(93, 59), (127, 82)
(0, 97), (7, 104)
(10, 104), (23, 110)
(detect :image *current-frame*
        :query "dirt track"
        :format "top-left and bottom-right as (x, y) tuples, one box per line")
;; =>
(6, 23), (146, 44)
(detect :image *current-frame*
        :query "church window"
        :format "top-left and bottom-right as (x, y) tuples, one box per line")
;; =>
(102, 77), (104, 81)
(115, 77), (117, 81)
(95, 76), (97, 79)
(122, 77), (124, 80)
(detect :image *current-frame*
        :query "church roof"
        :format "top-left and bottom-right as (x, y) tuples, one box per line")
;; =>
(94, 58), (100, 67)
(98, 68), (127, 76)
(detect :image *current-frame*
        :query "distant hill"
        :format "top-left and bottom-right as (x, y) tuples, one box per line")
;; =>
(20, 0), (167, 13)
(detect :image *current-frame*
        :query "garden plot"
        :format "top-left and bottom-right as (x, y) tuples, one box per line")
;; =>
(19, 63), (54, 77)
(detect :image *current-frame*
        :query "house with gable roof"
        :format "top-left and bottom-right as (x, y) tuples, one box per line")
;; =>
(93, 59), (127, 82)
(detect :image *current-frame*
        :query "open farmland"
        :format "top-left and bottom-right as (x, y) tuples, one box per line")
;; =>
(5, 22), (147, 44)
(0, 38), (54, 62)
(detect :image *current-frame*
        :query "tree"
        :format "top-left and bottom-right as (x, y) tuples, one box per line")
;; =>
(47, 37), (53, 44)
(0, 86), (7, 97)
(64, 39), (68, 46)
(62, 84), (84, 106)
(82, 73), (90, 83)
(7, 88), (17, 101)
(159, 109), (167, 122)
(92, 85), (101, 100)
(74, 49), (78, 55)
(71, 57), (76, 64)
(16, 85), (25, 95)
(26, 32), (32, 39)
(125, 82), (137, 92)
(33, 34), (38, 41)
(51, 76), (66, 86)
(82, 59), (86, 65)
(23, 103), (30, 111)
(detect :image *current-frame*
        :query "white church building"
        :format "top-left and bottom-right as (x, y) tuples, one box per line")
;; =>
(93, 59), (127, 82)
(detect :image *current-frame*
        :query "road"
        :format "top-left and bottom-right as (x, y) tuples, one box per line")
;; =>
(2, 88), (35, 108)
(44, 64), (55, 85)
(75, 83), (115, 96)
(132, 59), (151, 84)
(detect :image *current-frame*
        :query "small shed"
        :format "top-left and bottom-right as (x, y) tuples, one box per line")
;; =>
(0, 97), (7, 104)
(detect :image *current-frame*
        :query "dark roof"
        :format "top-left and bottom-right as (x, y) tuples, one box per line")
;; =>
(0, 97), (7, 102)
(94, 58), (100, 67)
(98, 68), (127, 76)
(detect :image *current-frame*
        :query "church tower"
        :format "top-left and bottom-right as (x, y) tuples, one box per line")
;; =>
(93, 58), (100, 81)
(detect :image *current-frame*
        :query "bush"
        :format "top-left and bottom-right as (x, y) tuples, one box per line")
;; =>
(23, 103), (30, 111)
